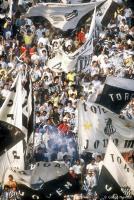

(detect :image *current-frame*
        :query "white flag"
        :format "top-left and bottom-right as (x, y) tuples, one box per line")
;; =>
(97, 139), (134, 198)
(104, 139), (134, 194)
(78, 101), (134, 153)
(26, 1), (104, 31)
(0, 140), (24, 183)
(0, 74), (23, 132)
(8, 0), (13, 19)
(47, 7), (96, 73)
(3, 161), (69, 188)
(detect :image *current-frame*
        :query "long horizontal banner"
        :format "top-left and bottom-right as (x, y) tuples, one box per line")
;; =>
(26, 1), (105, 31)
(3, 162), (79, 199)
(47, 6), (96, 73)
(78, 101), (134, 153)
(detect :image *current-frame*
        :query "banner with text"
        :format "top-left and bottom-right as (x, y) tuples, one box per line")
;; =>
(95, 76), (134, 114)
(97, 139), (134, 198)
(78, 101), (134, 153)
(47, 6), (96, 73)
(3, 162), (78, 200)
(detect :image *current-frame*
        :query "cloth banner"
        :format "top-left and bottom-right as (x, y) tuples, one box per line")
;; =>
(0, 72), (33, 181)
(0, 72), (33, 140)
(0, 74), (25, 154)
(78, 101), (134, 153)
(97, 139), (134, 198)
(0, 140), (24, 183)
(47, 6), (96, 73)
(95, 76), (134, 114)
(96, 0), (116, 27)
(26, 1), (104, 31)
(61, 0), (82, 3)
(3, 162), (78, 200)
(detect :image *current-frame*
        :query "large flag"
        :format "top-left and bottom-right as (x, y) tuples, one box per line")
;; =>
(0, 72), (33, 141)
(47, 6), (96, 73)
(0, 74), (24, 150)
(97, 139), (134, 198)
(0, 72), (33, 180)
(95, 76), (134, 114)
(3, 162), (78, 200)
(0, 140), (24, 183)
(26, 1), (104, 31)
(78, 101), (134, 153)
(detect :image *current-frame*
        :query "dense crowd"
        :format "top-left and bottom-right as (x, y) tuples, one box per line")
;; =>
(0, 0), (134, 200)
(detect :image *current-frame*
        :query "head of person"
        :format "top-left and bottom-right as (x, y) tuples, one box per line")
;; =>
(12, 186), (17, 191)
(4, 185), (10, 191)
(8, 175), (13, 182)
(91, 158), (96, 165)
(96, 155), (102, 162)
(76, 159), (80, 165)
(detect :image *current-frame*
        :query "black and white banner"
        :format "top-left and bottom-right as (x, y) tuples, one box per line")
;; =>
(0, 74), (25, 153)
(22, 73), (34, 141)
(95, 76), (134, 114)
(78, 101), (134, 153)
(96, 0), (118, 27)
(0, 72), (33, 181)
(47, 6), (96, 73)
(26, 1), (104, 31)
(0, 72), (33, 140)
(0, 140), (24, 183)
(97, 139), (134, 199)
(3, 162), (78, 200)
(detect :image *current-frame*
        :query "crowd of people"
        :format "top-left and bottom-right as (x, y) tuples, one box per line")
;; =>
(0, 0), (134, 199)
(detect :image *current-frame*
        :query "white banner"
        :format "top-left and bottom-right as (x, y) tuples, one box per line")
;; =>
(47, 7), (96, 73)
(61, 0), (82, 3)
(26, 1), (104, 31)
(104, 139), (134, 195)
(0, 72), (33, 139)
(78, 101), (134, 153)
(3, 161), (68, 188)
(0, 140), (24, 183)
(0, 74), (23, 132)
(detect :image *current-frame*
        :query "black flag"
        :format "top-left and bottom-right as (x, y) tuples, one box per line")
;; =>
(97, 165), (126, 199)
(96, 77), (134, 114)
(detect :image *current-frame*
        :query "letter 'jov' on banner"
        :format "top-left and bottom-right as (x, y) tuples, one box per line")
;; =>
(78, 101), (134, 153)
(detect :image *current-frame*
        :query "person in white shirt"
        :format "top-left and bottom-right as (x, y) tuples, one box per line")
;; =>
(31, 51), (40, 62)
(124, 7), (132, 27)
(95, 155), (104, 175)
(86, 158), (98, 174)
(57, 147), (68, 161)
(84, 170), (97, 198)
(36, 25), (46, 40)
(72, 159), (82, 179)
(64, 101), (75, 114)
(38, 32), (50, 47)
(92, 75), (101, 90)
(1, 84), (9, 98)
